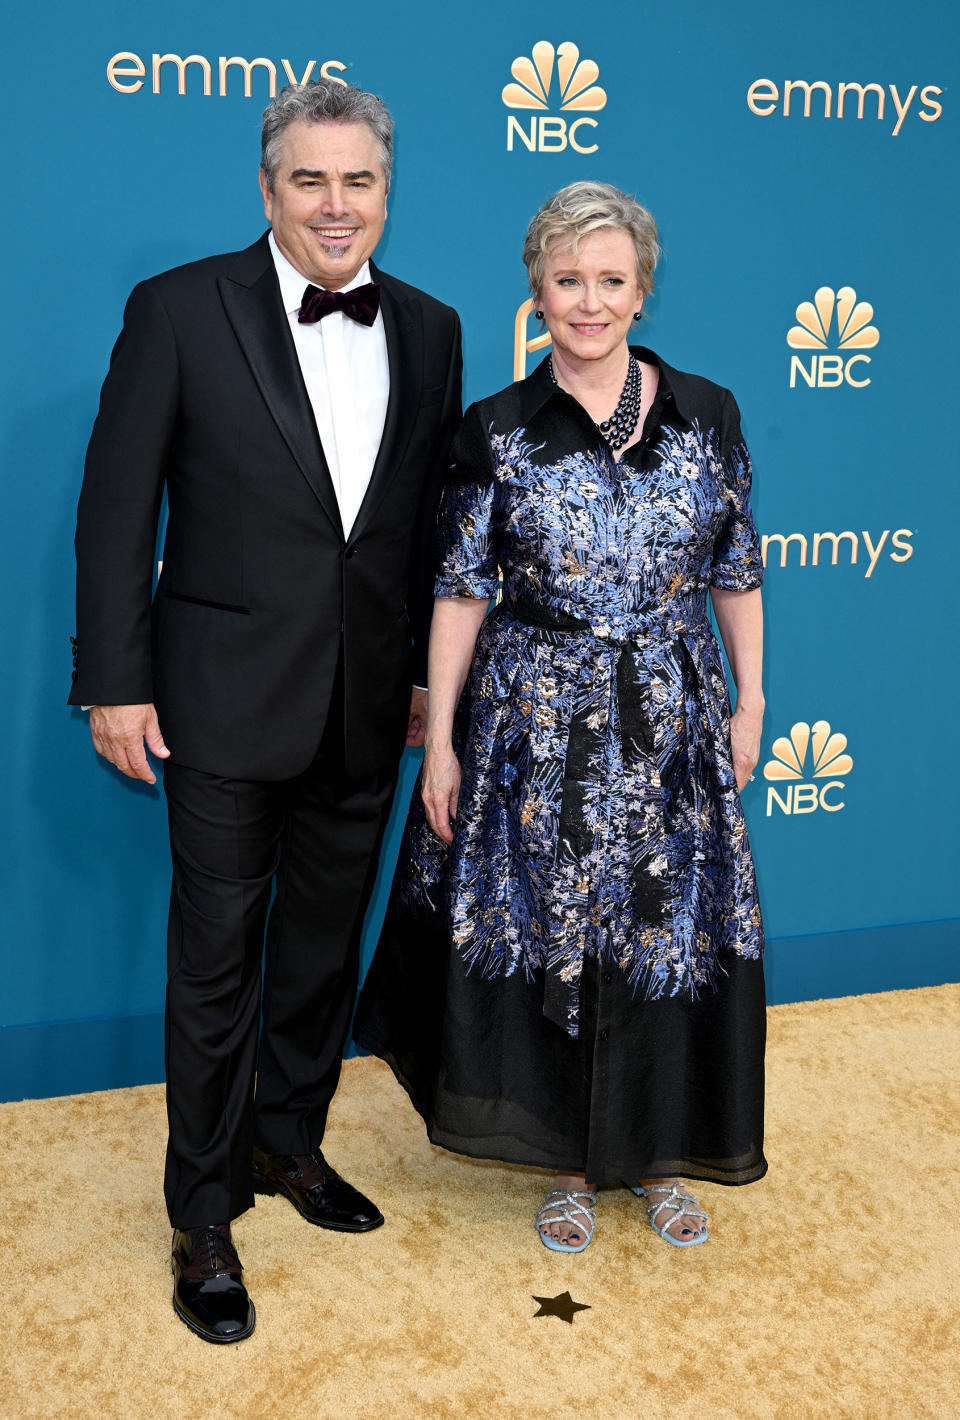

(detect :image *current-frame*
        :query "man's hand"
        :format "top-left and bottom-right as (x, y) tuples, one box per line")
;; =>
(406, 687), (428, 748)
(89, 703), (170, 785)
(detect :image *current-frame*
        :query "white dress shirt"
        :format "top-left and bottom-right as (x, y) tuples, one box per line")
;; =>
(269, 232), (389, 540)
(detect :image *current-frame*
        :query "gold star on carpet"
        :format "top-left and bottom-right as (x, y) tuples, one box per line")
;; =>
(532, 1291), (591, 1324)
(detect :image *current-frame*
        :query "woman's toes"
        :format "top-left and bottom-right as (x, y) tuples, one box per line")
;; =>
(674, 1217), (704, 1239)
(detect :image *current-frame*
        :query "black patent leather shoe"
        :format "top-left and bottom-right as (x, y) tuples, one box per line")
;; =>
(171, 1224), (255, 1344)
(252, 1146), (384, 1232)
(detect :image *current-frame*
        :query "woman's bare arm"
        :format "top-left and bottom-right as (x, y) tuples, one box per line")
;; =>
(422, 596), (491, 843)
(710, 585), (764, 791)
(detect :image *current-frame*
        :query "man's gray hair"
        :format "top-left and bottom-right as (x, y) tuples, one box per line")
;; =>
(261, 80), (394, 190)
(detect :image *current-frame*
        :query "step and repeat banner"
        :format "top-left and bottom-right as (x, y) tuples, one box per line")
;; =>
(1, 0), (956, 1097)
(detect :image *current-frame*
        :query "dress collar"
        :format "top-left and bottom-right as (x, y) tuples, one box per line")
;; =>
(516, 345), (696, 426)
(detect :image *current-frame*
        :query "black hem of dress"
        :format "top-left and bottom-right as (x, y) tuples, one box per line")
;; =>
(355, 1032), (768, 1188)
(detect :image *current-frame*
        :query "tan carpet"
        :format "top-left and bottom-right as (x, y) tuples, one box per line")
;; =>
(2, 984), (958, 1419)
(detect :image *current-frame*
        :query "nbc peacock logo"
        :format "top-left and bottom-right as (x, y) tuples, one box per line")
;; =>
(787, 286), (879, 389)
(763, 720), (854, 816)
(503, 41), (606, 154)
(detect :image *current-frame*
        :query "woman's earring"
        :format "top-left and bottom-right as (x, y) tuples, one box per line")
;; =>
(534, 309), (544, 320)
(633, 311), (642, 321)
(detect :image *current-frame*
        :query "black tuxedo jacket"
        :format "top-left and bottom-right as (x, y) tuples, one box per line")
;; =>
(70, 233), (462, 780)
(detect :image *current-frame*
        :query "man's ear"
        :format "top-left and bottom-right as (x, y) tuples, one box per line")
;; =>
(259, 168), (273, 220)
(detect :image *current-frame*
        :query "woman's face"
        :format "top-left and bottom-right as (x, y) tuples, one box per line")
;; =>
(539, 228), (643, 367)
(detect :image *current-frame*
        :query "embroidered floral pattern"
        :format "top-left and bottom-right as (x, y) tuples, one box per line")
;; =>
(398, 354), (764, 1038)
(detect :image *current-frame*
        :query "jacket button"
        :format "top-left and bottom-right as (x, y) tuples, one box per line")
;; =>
(345, 548), (355, 560)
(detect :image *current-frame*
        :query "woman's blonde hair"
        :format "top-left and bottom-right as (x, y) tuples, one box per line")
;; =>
(522, 181), (659, 300)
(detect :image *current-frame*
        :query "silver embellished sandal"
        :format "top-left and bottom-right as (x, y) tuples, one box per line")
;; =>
(628, 1180), (708, 1247)
(536, 1188), (597, 1253)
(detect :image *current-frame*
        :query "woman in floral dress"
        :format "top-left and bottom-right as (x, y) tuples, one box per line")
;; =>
(355, 181), (766, 1252)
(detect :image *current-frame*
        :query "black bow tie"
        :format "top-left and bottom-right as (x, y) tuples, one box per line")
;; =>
(298, 282), (381, 327)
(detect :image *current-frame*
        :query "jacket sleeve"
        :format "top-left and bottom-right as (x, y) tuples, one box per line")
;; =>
(407, 309), (463, 687)
(69, 280), (179, 706)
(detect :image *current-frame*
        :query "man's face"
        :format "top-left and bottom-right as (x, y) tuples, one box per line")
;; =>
(260, 119), (388, 289)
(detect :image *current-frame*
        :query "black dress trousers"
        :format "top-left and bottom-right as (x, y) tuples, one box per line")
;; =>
(161, 660), (397, 1228)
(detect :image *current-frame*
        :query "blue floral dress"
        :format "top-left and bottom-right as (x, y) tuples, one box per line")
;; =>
(355, 348), (767, 1186)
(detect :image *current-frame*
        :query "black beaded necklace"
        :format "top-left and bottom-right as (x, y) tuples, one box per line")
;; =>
(549, 354), (643, 453)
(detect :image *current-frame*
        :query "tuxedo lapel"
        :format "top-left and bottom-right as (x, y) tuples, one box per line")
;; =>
(218, 234), (343, 539)
(348, 264), (424, 542)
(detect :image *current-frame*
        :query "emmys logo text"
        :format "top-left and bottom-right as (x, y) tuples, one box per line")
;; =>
(761, 528), (913, 577)
(787, 286), (878, 389)
(746, 77), (942, 136)
(107, 52), (348, 97)
(503, 42), (606, 153)
(763, 720), (853, 817)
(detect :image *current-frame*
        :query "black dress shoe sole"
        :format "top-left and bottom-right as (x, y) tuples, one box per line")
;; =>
(251, 1170), (385, 1232)
(172, 1295), (256, 1345)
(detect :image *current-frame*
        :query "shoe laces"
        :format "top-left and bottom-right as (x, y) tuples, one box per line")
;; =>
(194, 1225), (241, 1274)
(289, 1149), (329, 1188)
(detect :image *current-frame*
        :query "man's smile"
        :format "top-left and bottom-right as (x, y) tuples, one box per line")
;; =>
(311, 226), (360, 239)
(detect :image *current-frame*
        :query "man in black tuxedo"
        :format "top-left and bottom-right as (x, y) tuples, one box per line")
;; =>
(70, 80), (461, 1343)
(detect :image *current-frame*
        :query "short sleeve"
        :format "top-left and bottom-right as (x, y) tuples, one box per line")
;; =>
(434, 403), (499, 599)
(710, 390), (764, 591)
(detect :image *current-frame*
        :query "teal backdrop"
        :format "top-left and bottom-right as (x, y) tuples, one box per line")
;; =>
(1, 0), (957, 1100)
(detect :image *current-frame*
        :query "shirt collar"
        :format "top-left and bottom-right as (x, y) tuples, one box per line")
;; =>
(517, 345), (696, 426)
(268, 230), (373, 316)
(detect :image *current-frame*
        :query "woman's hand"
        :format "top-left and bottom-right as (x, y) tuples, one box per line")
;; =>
(730, 703), (764, 793)
(422, 741), (462, 845)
